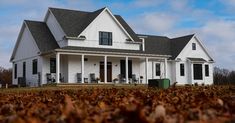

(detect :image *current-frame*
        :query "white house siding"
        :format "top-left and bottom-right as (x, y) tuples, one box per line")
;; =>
(148, 60), (166, 80)
(174, 61), (190, 85)
(12, 25), (41, 86)
(14, 26), (39, 61)
(68, 10), (140, 50)
(41, 56), (50, 84)
(177, 37), (211, 61)
(45, 12), (66, 47)
(171, 62), (177, 84)
(166, 62), (172, 84)
(139, 58), (146, 84)
(175, 36), (213, 85)
(13, 56), (41, 86)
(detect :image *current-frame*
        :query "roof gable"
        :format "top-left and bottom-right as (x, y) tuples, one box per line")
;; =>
(49, 7), (105, 37)
(49, 7), (137, 41)
(170, 34), (194, 59)
(10, 22), (40, 61)
(24, 20), (59, 53)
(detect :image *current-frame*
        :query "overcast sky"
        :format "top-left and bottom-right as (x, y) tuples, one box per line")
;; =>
(0, 0), (235, 70)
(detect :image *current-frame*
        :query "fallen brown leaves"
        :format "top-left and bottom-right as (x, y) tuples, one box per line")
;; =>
(0, 86), (234, 123)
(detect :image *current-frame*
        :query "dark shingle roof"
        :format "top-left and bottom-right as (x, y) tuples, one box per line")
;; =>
(170, 34), (194, 59)
(137, 34), (171, 55)
(23, 8), (195, 59)
(25, 20), (59, 52)
(49, 7), (139, 41)
(49, 7), (105, 37)
(114, 15), (140, 41)
(137, 34), (194, 59)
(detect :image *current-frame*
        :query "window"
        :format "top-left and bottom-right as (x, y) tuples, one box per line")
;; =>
(14, 64), (17, 79)
(193, 64), (202, 80)
(205, 64), (209, 77)
(23, 62), (26, 78)
(99, 31), (112, 45)
(32, 59), (37, 75)
(50, 58), (56, 73)
(155, 63), (161, 76)
(180, 64), (185, 76)
(192, 43), (196, 50)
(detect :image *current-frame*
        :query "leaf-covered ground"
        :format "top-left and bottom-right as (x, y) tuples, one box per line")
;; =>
(0, 86), (234, 123)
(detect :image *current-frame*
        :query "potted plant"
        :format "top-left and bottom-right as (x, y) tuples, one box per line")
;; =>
(96, 77), (101, 83)
(113, 78), (118, 83)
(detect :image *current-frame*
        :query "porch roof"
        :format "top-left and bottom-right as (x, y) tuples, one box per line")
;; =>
(54, 46), (171, 57)
(188, 58), (207, 62)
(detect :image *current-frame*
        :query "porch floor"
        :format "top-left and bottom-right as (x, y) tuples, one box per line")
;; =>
(44, 83), (147, 87)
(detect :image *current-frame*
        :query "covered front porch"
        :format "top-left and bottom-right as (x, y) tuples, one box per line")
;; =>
(41, 50), (169, 85)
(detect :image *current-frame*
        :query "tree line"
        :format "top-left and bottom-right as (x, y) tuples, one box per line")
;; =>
(0, 66), (234, 86)
(213, 67), (235, 85)
(0, 66), (12, 86)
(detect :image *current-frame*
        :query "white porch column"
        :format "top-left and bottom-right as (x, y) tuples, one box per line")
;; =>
(125, 57), (129, 83)
(104, 56), (107, 83)
(56, 52), (60, 83)
(145, 57), (149, 84)
(81, 54), (84, 83)
(164, 58), (168, 78)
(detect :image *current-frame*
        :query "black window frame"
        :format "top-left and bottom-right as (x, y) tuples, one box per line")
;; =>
(180, 63), (185, 76)
(14, 64), (17, 79)
(192, 43), (196, 50)
(205, 64), (209, 77)
(99, 31), (112, 45)
(32, 59), (38, 75)
(50, 58), (56, 73)
(155, 63), (161, 76)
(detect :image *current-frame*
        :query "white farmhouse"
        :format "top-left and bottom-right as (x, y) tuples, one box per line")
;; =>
(10, 7), (214, 86)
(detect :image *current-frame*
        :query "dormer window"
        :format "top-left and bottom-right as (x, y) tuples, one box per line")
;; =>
(78, 35), (86, 40)
(192, 43), (196, 50)
(99, 31), (112, 45)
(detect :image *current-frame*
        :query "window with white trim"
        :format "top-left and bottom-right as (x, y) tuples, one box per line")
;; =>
(99, 31), (112, 45)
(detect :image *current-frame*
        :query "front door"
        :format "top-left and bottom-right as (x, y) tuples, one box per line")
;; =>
(193, 64), (203, 80)
(100, 62), (112, 82)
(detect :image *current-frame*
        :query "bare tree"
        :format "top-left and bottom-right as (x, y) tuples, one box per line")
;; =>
(214, 67), (235, 85)
(0, 66), (12, 87)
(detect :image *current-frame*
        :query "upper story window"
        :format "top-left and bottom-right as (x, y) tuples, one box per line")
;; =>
(99, 31), (112, 45)
(192, 43), (196, 50)
(32, 59), (38, 75)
